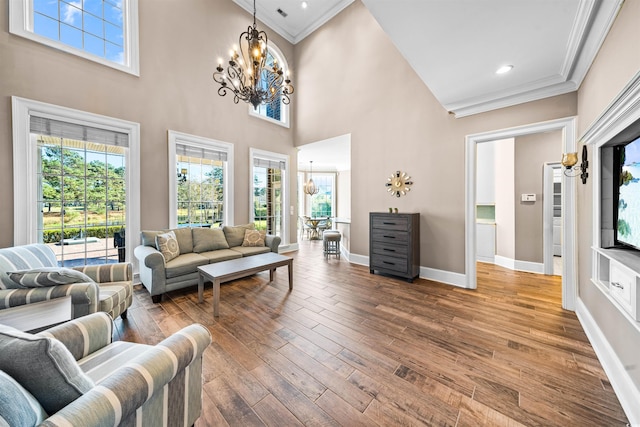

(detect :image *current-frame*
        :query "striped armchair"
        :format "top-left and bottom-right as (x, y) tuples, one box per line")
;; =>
(0, 244), (132, 329)
(0, 312), (211, 426)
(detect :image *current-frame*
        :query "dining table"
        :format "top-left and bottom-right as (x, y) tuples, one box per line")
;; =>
(306, 217), (328, 240)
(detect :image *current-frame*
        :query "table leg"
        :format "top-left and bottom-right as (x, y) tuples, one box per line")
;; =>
(213, 279), (220, 317)
(288, 261), (293, 290)
(270, 268), (274, 282)
(198, 273), (204, 303)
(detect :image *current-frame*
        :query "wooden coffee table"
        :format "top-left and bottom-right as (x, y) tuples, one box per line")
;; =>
(197, 252), (293, 317)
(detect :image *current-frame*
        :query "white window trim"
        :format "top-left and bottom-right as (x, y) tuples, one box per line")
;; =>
(168, 130), (234, 229)
(250, 148), (290, 245)
(11, 96), (141, 266)
(308, 172), (337, 217)
(248, 42), (291, 128)
(9, 0), (140, 76)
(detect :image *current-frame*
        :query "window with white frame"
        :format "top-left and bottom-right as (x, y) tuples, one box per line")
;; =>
(249, 42), (290, 128)
(9, 0), (140, 75)
(250, 149), (289, 244)
(12, 97), (140, 266)
(168, 131), (234, 229)
(309, 173), (336, 218)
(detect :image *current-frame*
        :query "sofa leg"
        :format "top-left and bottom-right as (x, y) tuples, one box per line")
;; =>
(152, 295), (162, 303)
(120, 309), (128, 320)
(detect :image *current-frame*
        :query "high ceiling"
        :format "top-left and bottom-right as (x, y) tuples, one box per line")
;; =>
(237, 0), (623, 118)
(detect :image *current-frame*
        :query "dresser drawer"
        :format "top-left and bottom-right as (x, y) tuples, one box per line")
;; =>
(610, 263), (635, 316)
(371, 216), (409, 231)
(372, 243), (408, 258)
(371, 229), (409, 245)
(371, 254), (408, 273)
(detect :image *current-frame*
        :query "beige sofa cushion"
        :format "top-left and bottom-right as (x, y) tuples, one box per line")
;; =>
(172, 228), (194, 254)
(156, 231), (180, 262)
(192, 228), (229, 253)
(141, 230), (165, 247)
(164, 253), (209, 279)
(242, 229), (266, 247)
(198, 249), (243, 263)
(223, 224), (255, 247)
(230, 246), (271, 256)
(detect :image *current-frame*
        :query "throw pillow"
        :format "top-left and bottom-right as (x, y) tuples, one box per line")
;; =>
(0, 370), (47, 427)
(156, 231), (180, 262)
(242, 229), (266, 247)
(7, 267), (94, 288)
(223, 223), (255, 247)
(0, 325), (94, 414)
(192, 227), (230, 253)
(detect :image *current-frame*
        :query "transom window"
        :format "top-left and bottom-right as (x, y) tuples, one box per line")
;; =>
(249, 43), (290, 128)
(10, 0), (140, 75)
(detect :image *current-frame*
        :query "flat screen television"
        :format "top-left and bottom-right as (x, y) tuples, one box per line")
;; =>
(615, 136), (640, 250)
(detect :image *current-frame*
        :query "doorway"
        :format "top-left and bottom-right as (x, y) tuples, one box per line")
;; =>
(543, 163), (563, 276)
(465, 117), (578, 310)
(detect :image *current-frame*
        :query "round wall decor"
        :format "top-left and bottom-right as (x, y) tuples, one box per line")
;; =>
(385, 171), (413, 197)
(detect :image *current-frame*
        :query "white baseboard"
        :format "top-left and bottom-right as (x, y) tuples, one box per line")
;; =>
(494, 255), (544, 274)
(477, 256), (495, 264)
(576, 298), (640, 426)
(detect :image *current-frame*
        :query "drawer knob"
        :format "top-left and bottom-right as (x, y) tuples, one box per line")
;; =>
(611, 281), (624, 290)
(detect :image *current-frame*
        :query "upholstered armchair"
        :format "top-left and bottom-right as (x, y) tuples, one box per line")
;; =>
(0, 312), (211, 426)
(0, 244), (132, 331)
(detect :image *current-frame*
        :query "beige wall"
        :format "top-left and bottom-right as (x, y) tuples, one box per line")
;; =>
(494, 138), (515, 259)
(0, 0), (298, 248)
(293, 0), (577, 273)
(576, 0), (640, 389)
(514, 130), (562, 263)
(337, 170), (351, 219)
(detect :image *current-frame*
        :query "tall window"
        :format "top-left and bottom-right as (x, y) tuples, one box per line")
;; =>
(310, 174), (336, 218)
(9, 0), (140, 75)
(13, 97), (140, 267)
(168, 131), (233, 229)
(251, 149), (289, 243)
(250, 43), (290, 128)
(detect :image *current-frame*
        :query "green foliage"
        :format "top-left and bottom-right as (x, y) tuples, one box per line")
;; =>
(618, 219), (631, 237)
(42, 225), (125, 243)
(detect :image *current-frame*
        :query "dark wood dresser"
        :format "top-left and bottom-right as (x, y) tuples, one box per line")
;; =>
(369, 212), (420, 282)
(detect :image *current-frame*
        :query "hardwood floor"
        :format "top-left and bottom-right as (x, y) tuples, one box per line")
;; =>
(115, 240), (629, 426)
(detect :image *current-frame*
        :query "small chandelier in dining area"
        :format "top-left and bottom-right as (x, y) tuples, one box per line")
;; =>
(212, 0), (294, 109)
(303, 161), (319, 195)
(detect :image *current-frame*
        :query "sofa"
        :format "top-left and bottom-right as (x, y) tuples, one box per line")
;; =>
(0, 244), (133, 330)
(0, 312), (211, 426)
(134, 224), (281, 302)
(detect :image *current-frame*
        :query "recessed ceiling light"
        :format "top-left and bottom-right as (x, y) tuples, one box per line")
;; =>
(301, 1), (308, 9)
(496, 65), (514, 74)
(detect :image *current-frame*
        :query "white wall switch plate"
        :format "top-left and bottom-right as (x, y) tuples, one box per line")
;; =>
(521, 194), (536, 202)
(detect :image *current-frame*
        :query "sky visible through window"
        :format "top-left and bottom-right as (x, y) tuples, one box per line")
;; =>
(33, 0), (124, 64)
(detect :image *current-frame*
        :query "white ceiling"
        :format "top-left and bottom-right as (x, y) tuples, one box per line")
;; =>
(240, 0), (623, 118)
(297, 134), (351, 172)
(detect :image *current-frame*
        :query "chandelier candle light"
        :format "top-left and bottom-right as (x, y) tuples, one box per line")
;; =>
(213, 0), (294, 109)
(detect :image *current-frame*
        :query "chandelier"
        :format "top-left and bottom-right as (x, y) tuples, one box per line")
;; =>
(303, 161), (319, 195)
(213, 0), (294, 109)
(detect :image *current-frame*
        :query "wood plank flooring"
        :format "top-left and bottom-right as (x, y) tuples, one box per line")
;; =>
(115, 240), (629, 426)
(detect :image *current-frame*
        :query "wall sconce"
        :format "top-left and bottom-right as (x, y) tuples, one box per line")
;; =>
(561, 145), (588, 184)
(177, 167), (188, 183)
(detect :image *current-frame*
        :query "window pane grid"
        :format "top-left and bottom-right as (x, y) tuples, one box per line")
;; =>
(36, 134), (126, 266)
(310, 174), (334, 218)
(176, 155), (224, 228)
(253, 166), (282, 236)
(33, 0), (125, 64)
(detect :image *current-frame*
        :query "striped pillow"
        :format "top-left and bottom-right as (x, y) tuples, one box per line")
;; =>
(0, 370), (47, 427)
(7, 267), (94, 289)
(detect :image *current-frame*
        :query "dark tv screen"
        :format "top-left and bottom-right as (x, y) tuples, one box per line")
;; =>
(617, 137), (640, 250)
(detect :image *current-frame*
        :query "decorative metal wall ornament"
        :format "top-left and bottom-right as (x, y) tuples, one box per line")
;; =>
(386, 171), (413, 197)
(212, 0), (294, 109)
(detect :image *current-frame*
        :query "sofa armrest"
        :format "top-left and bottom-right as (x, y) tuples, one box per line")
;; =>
(72, 263), (132, 284)
(39, 324), (212, 427)
(0, 283), (99, 318)
(37, 312), (113, 361)
(134, 245), (168, 297)
(265, 234), (281, 253)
